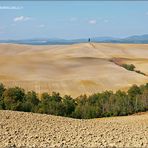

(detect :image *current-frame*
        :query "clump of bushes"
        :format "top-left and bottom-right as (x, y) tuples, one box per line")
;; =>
(121, 64), (135, 71)
(0, 82), (148, 119)
(121, 64), (146, 76)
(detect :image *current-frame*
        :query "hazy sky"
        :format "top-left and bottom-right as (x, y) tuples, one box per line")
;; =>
(0, 1), (148, 40)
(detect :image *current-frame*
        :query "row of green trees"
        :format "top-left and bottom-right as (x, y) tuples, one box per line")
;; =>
(0, 82), (148, 119)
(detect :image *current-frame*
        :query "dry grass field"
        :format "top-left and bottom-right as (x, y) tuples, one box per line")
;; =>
(0, 43), (148, 97)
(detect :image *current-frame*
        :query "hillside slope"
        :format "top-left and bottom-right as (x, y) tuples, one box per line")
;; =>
(0, 110), (148, 147)
(0, 43), (148, 97)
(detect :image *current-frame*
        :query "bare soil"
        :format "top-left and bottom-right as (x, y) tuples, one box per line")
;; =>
(0, 110), (148, 147)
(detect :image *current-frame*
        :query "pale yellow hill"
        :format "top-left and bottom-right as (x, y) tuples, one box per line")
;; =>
(0, 43), (148, 97)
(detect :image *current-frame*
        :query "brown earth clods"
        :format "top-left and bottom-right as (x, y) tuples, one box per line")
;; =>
(0, 110), (148, 147)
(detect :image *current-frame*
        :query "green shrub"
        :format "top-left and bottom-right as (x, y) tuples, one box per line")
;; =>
(122, 64), (135, 71)
(2, 87), (25, 110)
(0, 83), (5, 98)
(62, 95), (76, 116)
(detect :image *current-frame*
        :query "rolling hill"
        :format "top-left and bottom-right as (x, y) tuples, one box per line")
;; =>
(0, 43), (147, 97)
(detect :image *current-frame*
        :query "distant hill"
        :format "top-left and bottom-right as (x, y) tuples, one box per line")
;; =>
(120, 34), (148, 43)
(1, 34), (148, 45)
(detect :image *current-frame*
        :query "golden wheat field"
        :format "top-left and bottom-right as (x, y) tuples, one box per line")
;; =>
(0, 43), (148, 97)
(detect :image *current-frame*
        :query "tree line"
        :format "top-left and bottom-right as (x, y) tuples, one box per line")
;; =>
(0, 82), (148, 119)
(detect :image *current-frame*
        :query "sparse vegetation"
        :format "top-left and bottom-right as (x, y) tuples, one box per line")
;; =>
(0, 82), (148, 119)
(121, 64), (135, 71)
(121, 63), (146, 76)
(135, 70), (146, 76)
